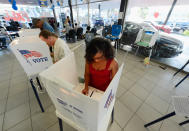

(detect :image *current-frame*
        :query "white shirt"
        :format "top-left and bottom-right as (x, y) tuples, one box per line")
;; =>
(53, 38), (71, 62)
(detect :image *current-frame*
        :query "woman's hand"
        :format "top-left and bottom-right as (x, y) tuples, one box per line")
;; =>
(50, 52), (54, 57)
(82, 88), (88, 95)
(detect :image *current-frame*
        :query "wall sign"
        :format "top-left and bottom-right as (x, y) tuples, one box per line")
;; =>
(38, 0), (48, 7)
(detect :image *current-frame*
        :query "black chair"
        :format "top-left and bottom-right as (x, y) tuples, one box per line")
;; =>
(0, 37), (7, 49)
(120, 27), (140, 45)
(76, 27), (83, 40)
(85, 32), (94, 46)
(6, 26), (19, 31)
(66, 29), (76, 42)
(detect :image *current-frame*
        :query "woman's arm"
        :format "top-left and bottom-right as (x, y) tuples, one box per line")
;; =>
(110, 59), (119, 79)
(82, 61), (90, 95)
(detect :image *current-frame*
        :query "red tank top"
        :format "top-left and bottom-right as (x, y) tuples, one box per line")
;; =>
(89, 59), (113, 91)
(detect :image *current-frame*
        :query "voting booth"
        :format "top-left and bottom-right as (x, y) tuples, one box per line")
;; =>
(10, 36), (53, 78)
(10, 36), (53, 112)
(135, 23), (158, 62)
(39, 52), (124, 131)
(18, 29), (40, 37)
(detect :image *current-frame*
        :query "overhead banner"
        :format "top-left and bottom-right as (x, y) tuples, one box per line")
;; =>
(3, 10), (30, 22)
(39, 52), (124, 131)
(10, 36), (53, 78)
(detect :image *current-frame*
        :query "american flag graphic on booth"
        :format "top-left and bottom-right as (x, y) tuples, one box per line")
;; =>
(19, 50), (42, 59)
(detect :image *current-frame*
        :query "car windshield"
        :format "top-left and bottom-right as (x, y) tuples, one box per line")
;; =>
(125, 23), (139, 31)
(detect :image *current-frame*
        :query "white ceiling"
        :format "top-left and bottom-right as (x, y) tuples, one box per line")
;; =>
(128, 0), (189, 7)
(0, 0), (189, 6)
(0, 0), (39, 5)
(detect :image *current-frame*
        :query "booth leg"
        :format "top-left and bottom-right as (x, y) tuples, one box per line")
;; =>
(58, 117), (63, 131)
(36, 77), (43, 90)
(144, 112), (176, 128)
(30, 79), (44, 112)
(174, 60), (189, 76)
(135, 46), (139, 56)
(114, 40), (118, 55)
(175, 73), (189, 88)
(149, 48), (152, 60)
(111, 108), (114, 124)
(179, 119), (189, 126)
(116, 39), (120, 49)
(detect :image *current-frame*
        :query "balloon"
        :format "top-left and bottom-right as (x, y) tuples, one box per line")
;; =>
(12, 4), (18, 10)
(154, 12), (159, 18)
(51, 4), (54, 10)
(8, 0), (18, 10)
(12, 0), (16, 5)
(57, 2), (60, 6)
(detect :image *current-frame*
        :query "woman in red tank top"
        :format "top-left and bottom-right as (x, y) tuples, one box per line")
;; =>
(82, 38), (118, 95)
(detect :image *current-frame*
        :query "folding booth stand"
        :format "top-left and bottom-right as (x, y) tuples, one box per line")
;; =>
(134, 23), (158, 61)
(173, 59), (189, 87)
(10, 36), (53, 112)
(39, 52), (124, 131)
(144, 96), (189, 128)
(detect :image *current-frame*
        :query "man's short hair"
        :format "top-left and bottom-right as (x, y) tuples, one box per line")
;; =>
(33, 19), (41, 27)
(39, 30), (58, 39)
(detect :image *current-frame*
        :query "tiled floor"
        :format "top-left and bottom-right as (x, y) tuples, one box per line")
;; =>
(1, 40), (189, 131)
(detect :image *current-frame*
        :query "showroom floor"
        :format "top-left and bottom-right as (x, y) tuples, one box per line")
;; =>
(1, 40), (189, 131)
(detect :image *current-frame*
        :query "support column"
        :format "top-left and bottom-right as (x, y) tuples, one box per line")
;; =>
(98, 3), (101, 18)
(118, 0), (128, 27)
(75, 0), (79, 24)
(163, 0), (177, 25)
(68, 0), (74, 28)
(50, 0), (58, 30)
(87, 0), (90, 25)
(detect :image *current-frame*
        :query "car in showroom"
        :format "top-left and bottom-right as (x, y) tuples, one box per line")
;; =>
(172, 22), (189, 33)
(120, 21), (183, 58)
(94, 18), (104, 27)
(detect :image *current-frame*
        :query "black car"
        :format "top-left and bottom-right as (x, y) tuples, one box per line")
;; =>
(94, 19), (104, 27)
(120, 21), (183, 58)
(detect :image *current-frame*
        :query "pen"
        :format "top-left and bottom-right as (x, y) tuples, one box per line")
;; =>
(90, 90), (94, 97)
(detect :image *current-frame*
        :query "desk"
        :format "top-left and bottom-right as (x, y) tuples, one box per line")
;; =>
(7, 31), (19, 41)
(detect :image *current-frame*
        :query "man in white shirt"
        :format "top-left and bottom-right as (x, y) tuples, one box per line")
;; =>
(39, 30), (71, 63)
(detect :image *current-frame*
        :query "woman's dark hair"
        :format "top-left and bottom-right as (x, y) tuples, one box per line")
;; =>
(39, 30), (58, 39)
(85, 37), (114, 62)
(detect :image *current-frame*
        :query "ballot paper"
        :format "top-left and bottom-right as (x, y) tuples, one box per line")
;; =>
(74, 83), (104, 101)
(173, 96), (189, 116)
